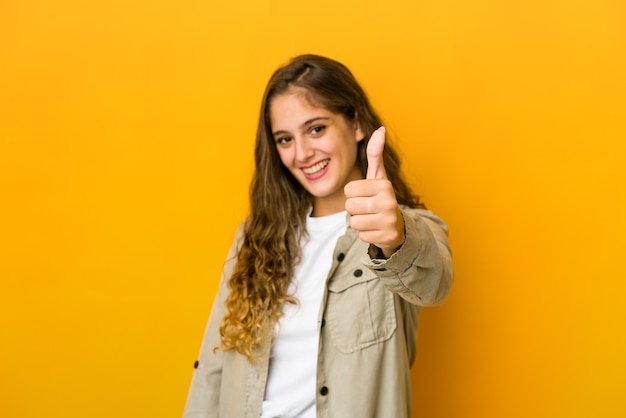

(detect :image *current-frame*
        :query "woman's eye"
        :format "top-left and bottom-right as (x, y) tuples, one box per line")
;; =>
(275, 136), (291, 145)
(310, 125), (326, 135)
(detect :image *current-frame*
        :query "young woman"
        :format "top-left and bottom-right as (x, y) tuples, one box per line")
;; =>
(184, 54), (453, 418)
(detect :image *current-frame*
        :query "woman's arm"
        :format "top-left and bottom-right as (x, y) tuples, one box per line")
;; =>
(363, 208), (454, 306)
(183, 228), (242, 417)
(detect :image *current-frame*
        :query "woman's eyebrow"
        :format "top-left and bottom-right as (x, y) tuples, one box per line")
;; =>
(272, 117), (331, 137)
(301, 116), (331, 127)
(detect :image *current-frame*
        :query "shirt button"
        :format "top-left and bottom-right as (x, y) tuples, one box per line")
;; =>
(320, 386), (329, 396)
(194, 360), (199, 369)
(337, 252), (345, 262)
(354, 269), (363, 277)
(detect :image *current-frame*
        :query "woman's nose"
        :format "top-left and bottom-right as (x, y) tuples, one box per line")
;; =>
(295, 138), (314, 162)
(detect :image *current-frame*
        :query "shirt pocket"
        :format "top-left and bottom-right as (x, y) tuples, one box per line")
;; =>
(325, 269), (397, 354)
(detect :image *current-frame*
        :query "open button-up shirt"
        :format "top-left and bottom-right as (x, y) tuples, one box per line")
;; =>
(184, 208), (453, 418)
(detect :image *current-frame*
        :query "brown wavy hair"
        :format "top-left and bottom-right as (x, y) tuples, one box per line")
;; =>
(218, 54), (424, 360)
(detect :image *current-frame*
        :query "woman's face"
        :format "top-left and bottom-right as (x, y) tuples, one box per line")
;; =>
(270, 88), (365, 217)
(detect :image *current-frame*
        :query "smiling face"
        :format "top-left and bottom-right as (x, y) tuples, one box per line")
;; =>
(270, 88), (365, 217)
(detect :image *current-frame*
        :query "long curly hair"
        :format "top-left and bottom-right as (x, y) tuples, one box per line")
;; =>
(217, 54), (424, 360)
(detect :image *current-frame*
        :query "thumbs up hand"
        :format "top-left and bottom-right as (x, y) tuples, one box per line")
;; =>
(345, 127), (405, 258)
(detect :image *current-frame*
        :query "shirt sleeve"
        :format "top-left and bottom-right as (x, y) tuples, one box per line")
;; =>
(183, 226), (243, 418)
(363, 208), (454, 306)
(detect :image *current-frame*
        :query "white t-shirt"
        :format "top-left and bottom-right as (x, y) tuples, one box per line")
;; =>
(260, 211), (348, 418)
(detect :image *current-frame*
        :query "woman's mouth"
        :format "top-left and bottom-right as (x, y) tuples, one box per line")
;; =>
(302, 159), (330, 179)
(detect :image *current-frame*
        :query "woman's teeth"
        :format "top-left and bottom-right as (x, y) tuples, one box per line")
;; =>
(303, 160), (329, 175)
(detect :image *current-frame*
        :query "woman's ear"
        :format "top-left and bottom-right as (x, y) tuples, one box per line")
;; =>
(354, 113), (366, 142)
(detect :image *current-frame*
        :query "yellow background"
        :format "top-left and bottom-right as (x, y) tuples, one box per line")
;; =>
(1, 1), (625, 417)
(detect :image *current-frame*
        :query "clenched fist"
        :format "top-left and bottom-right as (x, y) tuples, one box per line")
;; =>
(344, 127), (405, 258)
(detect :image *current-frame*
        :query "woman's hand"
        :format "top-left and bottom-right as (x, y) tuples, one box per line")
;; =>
(344, 127), (405, 258)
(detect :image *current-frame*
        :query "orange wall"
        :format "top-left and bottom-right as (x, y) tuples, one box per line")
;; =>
(1, 1), (624, 417)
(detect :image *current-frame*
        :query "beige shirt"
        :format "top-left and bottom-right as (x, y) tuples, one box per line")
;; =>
(183, 208), (454, 418)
